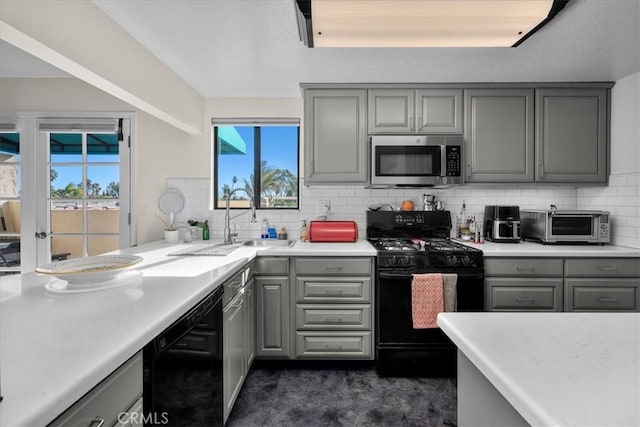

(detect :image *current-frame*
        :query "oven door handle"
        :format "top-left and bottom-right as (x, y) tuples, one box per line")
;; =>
(378, 272), (415, 279)
(378, 271), (483, 279)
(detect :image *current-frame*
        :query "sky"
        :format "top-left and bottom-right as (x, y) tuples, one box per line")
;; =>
(50, 153), (119, 195)
(216, 125), (299, 196)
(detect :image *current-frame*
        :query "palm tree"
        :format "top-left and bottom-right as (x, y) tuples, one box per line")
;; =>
(241, 161), (298, 207)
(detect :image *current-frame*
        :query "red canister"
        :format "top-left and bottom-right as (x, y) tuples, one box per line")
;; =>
(307, 220), (359, 242)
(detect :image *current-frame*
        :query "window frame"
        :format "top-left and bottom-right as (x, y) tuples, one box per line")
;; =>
(211, 118), (300, 211)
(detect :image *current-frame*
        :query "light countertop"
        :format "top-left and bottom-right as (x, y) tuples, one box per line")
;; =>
(438, 312), (640, 427)
(458, 239), (640, 257)
(0, 239), (375, 426)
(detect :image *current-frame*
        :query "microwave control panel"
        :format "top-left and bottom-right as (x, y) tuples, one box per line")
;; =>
(445, 146), (462, 177)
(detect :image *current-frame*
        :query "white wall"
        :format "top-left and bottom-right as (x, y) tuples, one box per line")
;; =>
(578, 72), (640, 248)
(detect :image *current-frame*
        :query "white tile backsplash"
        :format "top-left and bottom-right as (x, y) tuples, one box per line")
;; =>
(166, 176), (639, 249)
(578, 172), (640, 249)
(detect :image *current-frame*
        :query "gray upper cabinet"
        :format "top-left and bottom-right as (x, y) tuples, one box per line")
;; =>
(303, 89), (368, 184)
(464, 89), (535, 182)
(368, 89), (463, 134)
(416, 89), (463, 134)
(535, 88), (608, 183)
(368, 89), (414, 132)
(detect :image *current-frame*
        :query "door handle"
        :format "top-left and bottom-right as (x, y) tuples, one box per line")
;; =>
(35, 231), (48, 239)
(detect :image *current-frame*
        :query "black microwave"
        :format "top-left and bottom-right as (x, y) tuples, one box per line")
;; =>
(370, 135), (463, 187)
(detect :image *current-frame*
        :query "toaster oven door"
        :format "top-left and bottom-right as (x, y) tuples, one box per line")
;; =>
(549, 215), (598, 241)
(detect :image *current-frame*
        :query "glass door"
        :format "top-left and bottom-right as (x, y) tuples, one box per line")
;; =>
(35, 118), (131, 266)
(0, 120), (21, 274)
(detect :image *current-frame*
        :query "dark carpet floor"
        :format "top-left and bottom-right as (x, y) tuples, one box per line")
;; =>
(226, 362), (457, 427)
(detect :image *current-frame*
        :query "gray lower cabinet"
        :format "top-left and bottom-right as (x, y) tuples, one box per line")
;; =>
(484, 258), (564, 311)
(223, 288), (246, 422)
(294, 257), (374, 359)
(535, 88), (608, 183)
(368, 88), (463, 134)
(485, 257), (640, 312)
(564, 258), (640, 311)
(223, 265), (255, 423)
(244, 278), (256, 370)
(464, 89), (535, 182)
(255, 257), (291, 358)
(303, 88), (368, 184)
(50, 352), (143, 427)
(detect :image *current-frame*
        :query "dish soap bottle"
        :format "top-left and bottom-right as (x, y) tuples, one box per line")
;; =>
(202, 220), (210, 240)
(300, 220), (308, 241)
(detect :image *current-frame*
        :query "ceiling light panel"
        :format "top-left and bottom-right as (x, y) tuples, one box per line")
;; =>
(311, 0), (555, 47)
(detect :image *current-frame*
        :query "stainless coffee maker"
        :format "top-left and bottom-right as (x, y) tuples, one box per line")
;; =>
(484, 205), (521, 243)
(422, 194), (444, 211)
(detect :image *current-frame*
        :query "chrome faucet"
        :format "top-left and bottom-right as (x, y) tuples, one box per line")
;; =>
(223, 188), (257, 244)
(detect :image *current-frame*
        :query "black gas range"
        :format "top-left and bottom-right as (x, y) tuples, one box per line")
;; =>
(367, 211), (484, 377)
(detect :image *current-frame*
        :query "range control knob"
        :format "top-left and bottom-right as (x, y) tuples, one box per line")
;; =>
(448, 255), (460, 266)
(402, 256), (412, 266)
(461, 256), (473, 266)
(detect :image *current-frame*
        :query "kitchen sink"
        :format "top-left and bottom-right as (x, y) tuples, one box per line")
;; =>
(241, 239), (295, 247)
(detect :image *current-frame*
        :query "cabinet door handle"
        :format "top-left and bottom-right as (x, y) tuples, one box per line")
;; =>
(598, 297), (617, 303)
(597, 266), (618, 271)
(539, 163), (544, 179)
(88, 418), (105, 427)
(417, 116), (423, 131)
(409, 116), (414, 131)
(515, 297), (534, 302)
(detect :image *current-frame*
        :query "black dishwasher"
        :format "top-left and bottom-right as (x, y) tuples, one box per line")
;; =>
(143, 286), (224, 426)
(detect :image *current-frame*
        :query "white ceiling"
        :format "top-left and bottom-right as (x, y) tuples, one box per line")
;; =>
(2, 0), (639, 98)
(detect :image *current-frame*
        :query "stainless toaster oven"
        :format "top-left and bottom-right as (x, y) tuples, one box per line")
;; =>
(521, 209), (610, 244)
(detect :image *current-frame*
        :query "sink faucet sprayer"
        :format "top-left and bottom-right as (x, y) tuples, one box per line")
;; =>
(224, 188), (257, 244)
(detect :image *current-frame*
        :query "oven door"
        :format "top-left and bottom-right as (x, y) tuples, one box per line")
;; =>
(375, 269), (482, 376)
(376, 269), (483, 346)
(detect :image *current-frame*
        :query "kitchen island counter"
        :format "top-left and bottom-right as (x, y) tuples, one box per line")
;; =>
(0, 239), (375, 426)
(437, 312), (640, 427)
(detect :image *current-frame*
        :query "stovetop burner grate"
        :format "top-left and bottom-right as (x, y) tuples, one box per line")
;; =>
(371, 237), (480, 254)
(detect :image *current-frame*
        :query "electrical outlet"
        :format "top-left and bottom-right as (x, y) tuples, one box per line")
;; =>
(317, 200), (331, 214)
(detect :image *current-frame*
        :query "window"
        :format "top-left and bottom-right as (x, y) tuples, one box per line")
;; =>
(212, 119), (299, 210)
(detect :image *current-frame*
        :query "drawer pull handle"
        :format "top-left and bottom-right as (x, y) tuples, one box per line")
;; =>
(89, 419), (105, 427)
(229, 281), (243, 289)
(597, 266), (618, 271)
(515, 297), (534, 302)
(325, 317), (343, 322)
(515, 266), (535, 271)
(325, 344), (343, 350)
(325, 266), (343, 271)
(598, 297), (617, 303)
(325, 289), (344, 294)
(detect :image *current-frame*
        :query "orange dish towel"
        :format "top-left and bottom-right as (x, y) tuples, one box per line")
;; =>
(411, 273), (444, 329)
